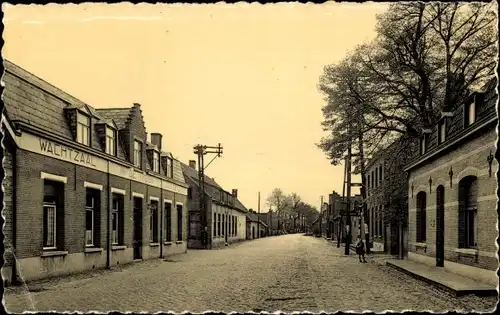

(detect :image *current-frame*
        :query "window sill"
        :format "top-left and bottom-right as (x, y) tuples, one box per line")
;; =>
(41, 250), (68, 258)
(175, 241), (183, 244)
(84, 247), (103, 253)
(411, 242), (427, 248)
(111, 245), (127, 251)
(455, 248), (478, 256)
(164, 241), (173, 246)
(149, 243), (160, 247)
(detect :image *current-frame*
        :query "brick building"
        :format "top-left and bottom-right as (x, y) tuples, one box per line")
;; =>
(1, 60), (189, 285)
(366, 152), (388, 252)
(181, 161), (248, 249)
(404, 78), (498, 286)
(246, 211), (268, 239)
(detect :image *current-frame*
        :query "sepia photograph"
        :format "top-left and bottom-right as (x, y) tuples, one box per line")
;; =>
(1, 1), (499, 313)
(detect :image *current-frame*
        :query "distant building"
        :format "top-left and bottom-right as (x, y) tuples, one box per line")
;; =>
(181, 161), (248, 249)
(405, 78), (497, 286)
(2, 60), (189, 285)
(246, 211), (268, 239)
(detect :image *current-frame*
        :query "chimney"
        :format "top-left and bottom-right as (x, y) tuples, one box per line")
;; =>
(151, 133), (162, 151)
(232, 189), (238, 198)
(189, 160), (196, 169)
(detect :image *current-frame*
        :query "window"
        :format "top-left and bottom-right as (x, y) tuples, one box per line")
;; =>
(379, 206), (383, 237)
(367, 175), (370, 190)
(133, 140), (142, 168)
(230, 216), (233, 236)
(189, 212), (200, 238)
(420, 135), (427, 155)
(222, 214), (225, 236)
(150, 200), (159, 243)
(111, 193), (124, 245)
(379, 166), (383, 183)
(43, 203), (57, 249)
(217, 213), (221, 236)
(152, 152), (160, 173)
(165, 156), (173, 178)
(438, 120), (446, 144)
(465, 101), (476, 127)
(105, 127), (116, 156)
(76, 112), (90, 146)
(375, 171), (378, 188)
(177, 204), (183, 241)
(188, 187), (192, 200)
(85, 189), (101, 247)
(213, 213), (217, 237)
(371, 171), (374, 189)
(164, 202), (172, 242)
(43, 180), (64, 250)
(416, 192), (427, 243)
(459, 176), (478, 248)
(235, 217), (238, 235)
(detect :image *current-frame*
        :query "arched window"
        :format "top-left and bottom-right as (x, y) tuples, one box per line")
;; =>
(459, 176), (478, 248)
(416, 192), (427, 242)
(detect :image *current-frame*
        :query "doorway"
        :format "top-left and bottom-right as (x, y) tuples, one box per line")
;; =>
(436, 186), (445, 267)
(252, 226), (256, 239)
(133, 196), (143, 260)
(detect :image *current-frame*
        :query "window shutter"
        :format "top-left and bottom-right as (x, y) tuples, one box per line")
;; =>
(458, 183), (466, 248)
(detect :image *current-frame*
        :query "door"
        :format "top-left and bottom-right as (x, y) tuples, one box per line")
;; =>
(133, 197), (143, 260)
(252, 226), (255, 239)
(436, 186), (445, 267)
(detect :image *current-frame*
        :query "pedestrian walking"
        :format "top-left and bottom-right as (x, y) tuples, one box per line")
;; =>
(355, 236), (367, 263)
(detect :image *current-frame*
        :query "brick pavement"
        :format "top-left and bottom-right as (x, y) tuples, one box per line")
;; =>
(3, 234), (497, 313)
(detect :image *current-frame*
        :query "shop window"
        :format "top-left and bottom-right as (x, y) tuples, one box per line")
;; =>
(77, 112), (90, 146)
(43, 180), (65, 250)
(416, 192), (427, 242)
(85, 188), (101, 247)
(111, 193), (125, 245)
(149, 200), (159, 243)
(459, 176), (478, 248)
(164, 202), (172, 242)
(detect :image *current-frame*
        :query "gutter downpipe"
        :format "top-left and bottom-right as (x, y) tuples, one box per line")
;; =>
(11, 139), (18, 285)
(106, 161), (111, 269)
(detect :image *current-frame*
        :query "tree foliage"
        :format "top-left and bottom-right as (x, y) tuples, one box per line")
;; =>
(266, 189), (319, 229)
(317, 2), (497, 167)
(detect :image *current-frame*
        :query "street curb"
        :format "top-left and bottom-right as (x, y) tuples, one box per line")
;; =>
(386, 261), (498, 297)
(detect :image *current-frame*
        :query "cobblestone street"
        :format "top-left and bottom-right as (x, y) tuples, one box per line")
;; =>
(3, 234), (497, 313)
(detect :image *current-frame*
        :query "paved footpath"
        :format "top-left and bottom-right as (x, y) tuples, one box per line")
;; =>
(3, 234), (497, 313)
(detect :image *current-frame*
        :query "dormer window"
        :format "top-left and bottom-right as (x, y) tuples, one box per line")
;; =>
(465, 101), (476, 127)
(133, 140), (142, 168)
(105, 127), (117, 156)
(76, 112), (90, 146)
(152, 151), (160, 173)
(438, 119), (446, 144)
(420, 135), (427, 155)
(165, 156), (173, 178)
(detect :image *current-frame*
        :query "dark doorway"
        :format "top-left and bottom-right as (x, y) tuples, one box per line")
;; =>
(436, 186), (445, 267)
(133, 196), (143, 260)
(252, 226), (256, 239)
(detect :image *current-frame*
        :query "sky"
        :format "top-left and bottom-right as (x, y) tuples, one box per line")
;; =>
(2, 2), (388, 211)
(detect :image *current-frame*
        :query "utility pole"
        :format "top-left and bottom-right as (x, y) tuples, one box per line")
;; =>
(193, 143), (223, 249)
(356, 103), (369, 254)
(258, 191), (261, 238)
(344, 123), (353, 256)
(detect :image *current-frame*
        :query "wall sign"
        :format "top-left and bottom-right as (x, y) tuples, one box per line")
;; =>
(39, 139), (97, 167)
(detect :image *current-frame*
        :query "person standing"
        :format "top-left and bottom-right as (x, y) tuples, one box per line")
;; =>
(355, 236), (367, 263)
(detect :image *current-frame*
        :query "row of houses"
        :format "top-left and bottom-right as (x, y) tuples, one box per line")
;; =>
(322, 78), (497, 285)
(0, 60), (266, 285)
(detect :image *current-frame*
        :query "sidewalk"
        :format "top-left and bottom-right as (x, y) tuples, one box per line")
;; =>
(387, 259), (497, 297)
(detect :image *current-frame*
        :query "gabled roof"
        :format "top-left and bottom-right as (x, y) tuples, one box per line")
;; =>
(95, 108), (132, 130)
(246, 212), (268, 227)
(181, 162), (248, 213)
